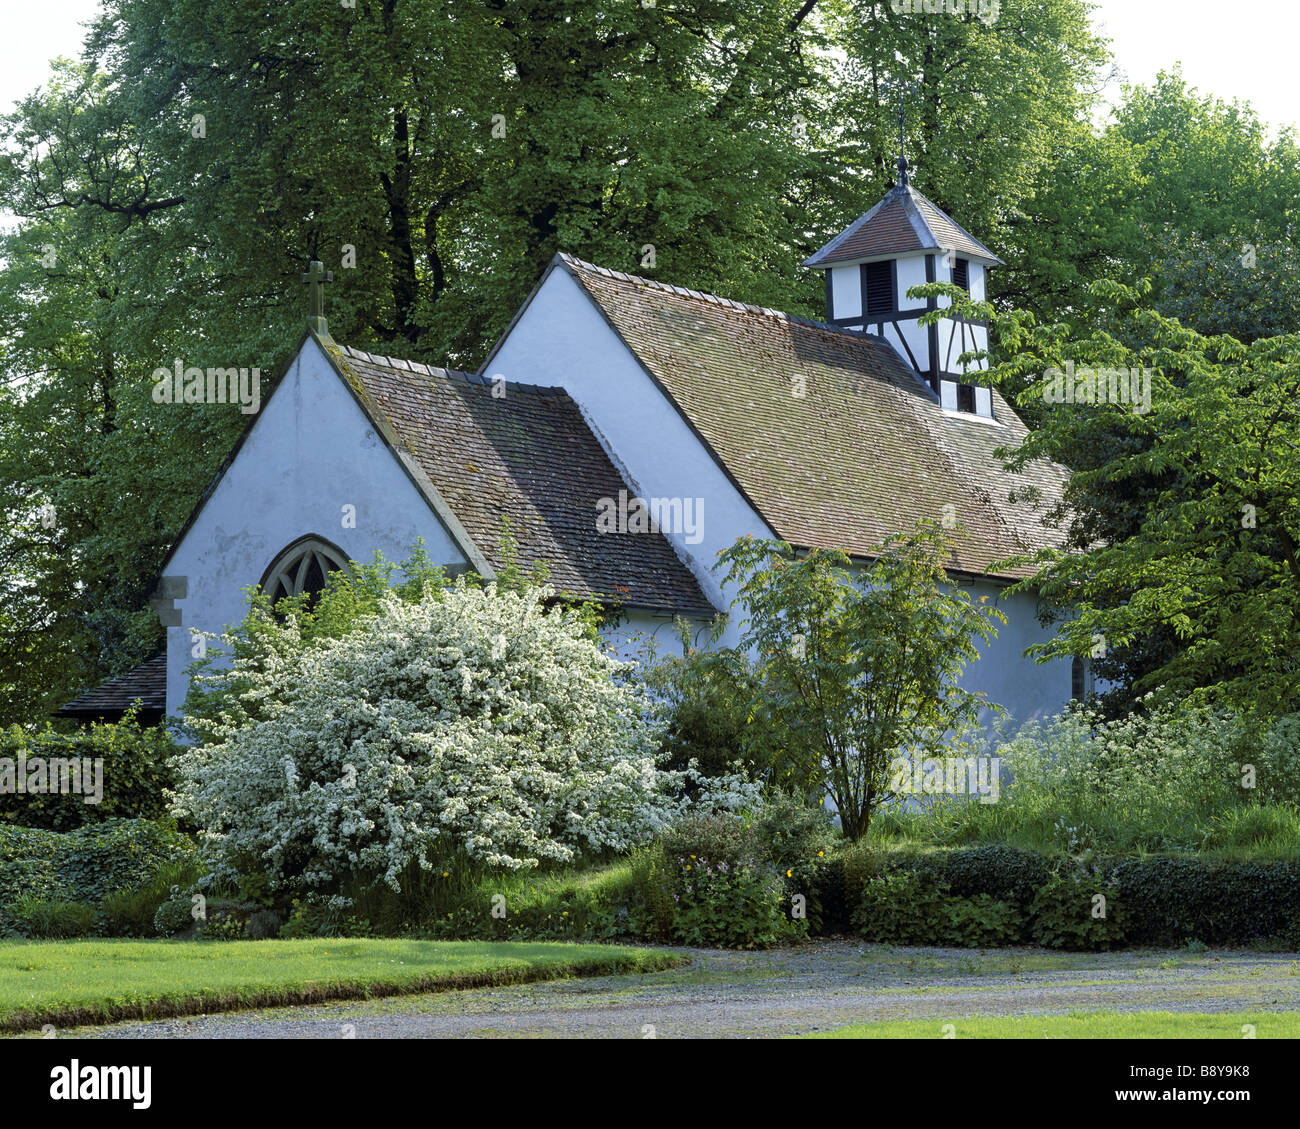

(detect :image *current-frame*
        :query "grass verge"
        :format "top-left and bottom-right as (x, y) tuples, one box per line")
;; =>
(1, 937), (682, 1034)
(802, 1009), (1300, 1039)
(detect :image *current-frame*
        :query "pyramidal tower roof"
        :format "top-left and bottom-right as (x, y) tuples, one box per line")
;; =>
(803, 181), (1003, 269)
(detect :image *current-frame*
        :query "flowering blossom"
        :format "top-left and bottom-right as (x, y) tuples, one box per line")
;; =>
(173, 580), (757, 895)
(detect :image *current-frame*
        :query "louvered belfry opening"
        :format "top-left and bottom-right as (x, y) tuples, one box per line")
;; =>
(862, 260), (893, 315)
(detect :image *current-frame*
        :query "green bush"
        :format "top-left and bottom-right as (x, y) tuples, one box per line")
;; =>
(626, 846), (676, 941)
(660, 812), (754, 868)
(750, 792), (837, 930)
(153, 896), (197, 937)
(196, 909), (249, 941)
(277, 898), (367, 939)
(8, 895), (97, 938)
(932, 845), (1052, 905)
(1028, 866), (1128, 950)
(844, 849), (1300, 950)
(669, 852), (804, 949)
(100, 857), (207, 937)
(640, 626), (778, 783)
(851, 871), (1023, 948)
(0, 713), (178, 830)
(101, 886), (167, 938)
(947, 894), (1026, 947)
(1106, 857), (1300, 947)
(0, 819), (198, 933)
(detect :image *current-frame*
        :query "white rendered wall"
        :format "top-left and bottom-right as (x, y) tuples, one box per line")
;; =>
(830, 265), (861, 320)
(161, 337), (467, 715)
(958, 580), (1074, 726)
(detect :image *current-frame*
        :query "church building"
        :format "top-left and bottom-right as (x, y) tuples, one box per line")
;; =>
(58, 167), (1079, 730)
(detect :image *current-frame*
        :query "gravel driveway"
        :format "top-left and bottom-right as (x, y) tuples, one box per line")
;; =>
(59, 941), (1300, 1039)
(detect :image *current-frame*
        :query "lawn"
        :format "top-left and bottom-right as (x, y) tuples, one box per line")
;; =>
(0, 937), (682, 1034)
(803, 1009), (1300, 1039)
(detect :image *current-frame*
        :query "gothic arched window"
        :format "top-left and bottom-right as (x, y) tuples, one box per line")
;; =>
(259, 536), (350, 608)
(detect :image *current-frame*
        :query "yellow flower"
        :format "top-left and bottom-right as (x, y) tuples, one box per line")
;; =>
(786, 869), (793, 878)
(818, 850), (825, 857)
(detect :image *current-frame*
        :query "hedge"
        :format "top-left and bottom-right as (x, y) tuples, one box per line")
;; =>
(816, 846), (1300, 950)
(0, 716), (177, 830)
(0, 819), (198, 934)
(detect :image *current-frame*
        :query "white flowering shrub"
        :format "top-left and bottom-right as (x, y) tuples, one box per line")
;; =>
(174, 580), (703, 895)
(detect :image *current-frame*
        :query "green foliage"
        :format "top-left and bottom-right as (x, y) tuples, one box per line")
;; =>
(993, 276), (1300, 714)
(626, 845), (676, 943)
(99, 856), (206, 938)
(0, 819), (198, 934)
(1028, 866), (1127, 951)
(196, 909), (249, 942)
(748, 791), (837, 931)
(716, 527), (1004, 839)
(407, 796), (832, 949)
(1155, 234), (1300, 345)
(873, 704), (1300, 857)
(668, 852), (804, 950)
(7, 896), (98, 939)
(659, 813), (754, 870)
(245, 910), (284, 941)
(640, 619), (778, 783)
(852, 871), (1024, 948)
(840, 847), (1300, 950)
(1106, 858), (1300, 948)
(1011, 68), (1300, 332)
(151, 897), (195, 937)
(0, 712), (178, 830)
(930, 845), (1051, 907)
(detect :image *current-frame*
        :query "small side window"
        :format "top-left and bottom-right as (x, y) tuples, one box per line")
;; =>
(953, 258), (969, 292)
(1071, 655), (1086, 702)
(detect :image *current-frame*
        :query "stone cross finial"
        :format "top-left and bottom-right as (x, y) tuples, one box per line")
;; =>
(302, 260), (334, 333)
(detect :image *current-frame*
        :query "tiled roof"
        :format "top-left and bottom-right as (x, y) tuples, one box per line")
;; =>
(333, 347), (712, 613)
(557, 255), (1067, 581)
(803, 183), (1002, 268)
(56, 655), (167, 719)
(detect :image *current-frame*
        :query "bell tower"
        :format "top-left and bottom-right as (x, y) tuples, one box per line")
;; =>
(802, 101), (1002, 417)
